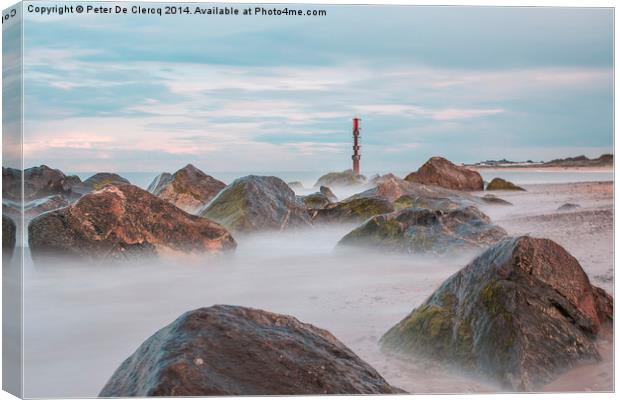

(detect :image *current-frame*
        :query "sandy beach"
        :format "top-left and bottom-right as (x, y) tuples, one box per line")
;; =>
(20, 175), (613, 397)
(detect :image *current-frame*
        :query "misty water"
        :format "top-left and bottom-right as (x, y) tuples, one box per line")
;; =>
(16, 170), (613, 397)
(21, 224), (492, 398)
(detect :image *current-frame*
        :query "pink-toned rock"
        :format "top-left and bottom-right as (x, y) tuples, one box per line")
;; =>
(148, 164), (226, 213)
(28, 184), (236, 261)
(405, 157), (483, 191)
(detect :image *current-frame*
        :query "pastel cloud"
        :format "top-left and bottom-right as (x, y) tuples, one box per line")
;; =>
(19, 6), (613, 173)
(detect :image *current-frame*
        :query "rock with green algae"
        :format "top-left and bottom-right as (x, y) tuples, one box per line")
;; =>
(338, 205), (506, 255)
(314, 169), (366, 188)
(380, 236), (613, 391)
(72, 173), (131, 196)
(300, 192), (332, 210)
(480, 194), (513, 206)
(486, 177), (525, 191)
(393, 194), (461, 212)
(311, 196), (394, 224)
(148, 164), (226, 213)
(200, 175), (312, 233)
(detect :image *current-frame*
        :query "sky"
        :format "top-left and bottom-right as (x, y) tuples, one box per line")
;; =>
(17, 4), (614, 173)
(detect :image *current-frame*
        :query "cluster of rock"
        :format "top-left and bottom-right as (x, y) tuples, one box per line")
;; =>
(7, 155), (614, 394)
(380, 236), (613, 390)
(100, 305), (402, 396)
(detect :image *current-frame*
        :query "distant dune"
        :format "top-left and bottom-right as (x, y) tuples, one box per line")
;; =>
(468, 154), (612, 168)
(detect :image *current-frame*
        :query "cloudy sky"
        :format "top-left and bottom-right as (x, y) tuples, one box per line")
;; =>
(20, 4), (613, 173)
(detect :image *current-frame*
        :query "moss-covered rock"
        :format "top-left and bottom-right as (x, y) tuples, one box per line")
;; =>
(72, 173), (131, 196)
(338, 206), (506, 255)
(486, 178), (525, 191)
(380, 236), (613, 391)
(393, 195), (461, 212)
(311, 196), (394, 224)
(200, 175), (312, 233)
(314, 169), (366, 188)
(301, 193), (332, 210)
(480, 194), (512, 206)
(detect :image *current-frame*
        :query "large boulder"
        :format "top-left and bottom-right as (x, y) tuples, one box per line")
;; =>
(72, 173), (131, 196)
(338, 206), (506, 255)
(405, 157), (483, 191)
(147, 164), (226, 213)
(2, 215), (16, 260)
(314, 169), (366, 188)
(200, 176), (312, 233)
(99, 305), (402, 396)
(311, 196), (394, 224)
(380, 236), (613, 391)
(486, 178), (525, 191)
(28, 184), (236, 261)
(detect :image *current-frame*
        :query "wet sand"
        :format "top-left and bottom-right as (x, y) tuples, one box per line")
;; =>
(21, 180), (613, 397)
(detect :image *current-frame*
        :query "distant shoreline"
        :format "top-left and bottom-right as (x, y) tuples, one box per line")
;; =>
(470, 166), (613, 172)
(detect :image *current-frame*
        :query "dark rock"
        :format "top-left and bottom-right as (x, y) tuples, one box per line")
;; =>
(28, 184), (236, 261)
(557, 203), (581, 211)
(314, 169), (366, 188)
(147, 164), (225, 213)
(338, 206), (506, 255)
(99, 305), (402, 396)
(319, 186), (338, 202)
(311, 196), (394, 224)
(480, 194), (513, 206)
(380, 236), (613, 391)
(2, 167), (22, 201)
(405, 157), (483, 191)
(72, 173), (131, 196)
(2, 215), (16, 260)
(486, 178), (525, 191)
(544, 154), (613, 167)
(200, 176), (312, 233)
